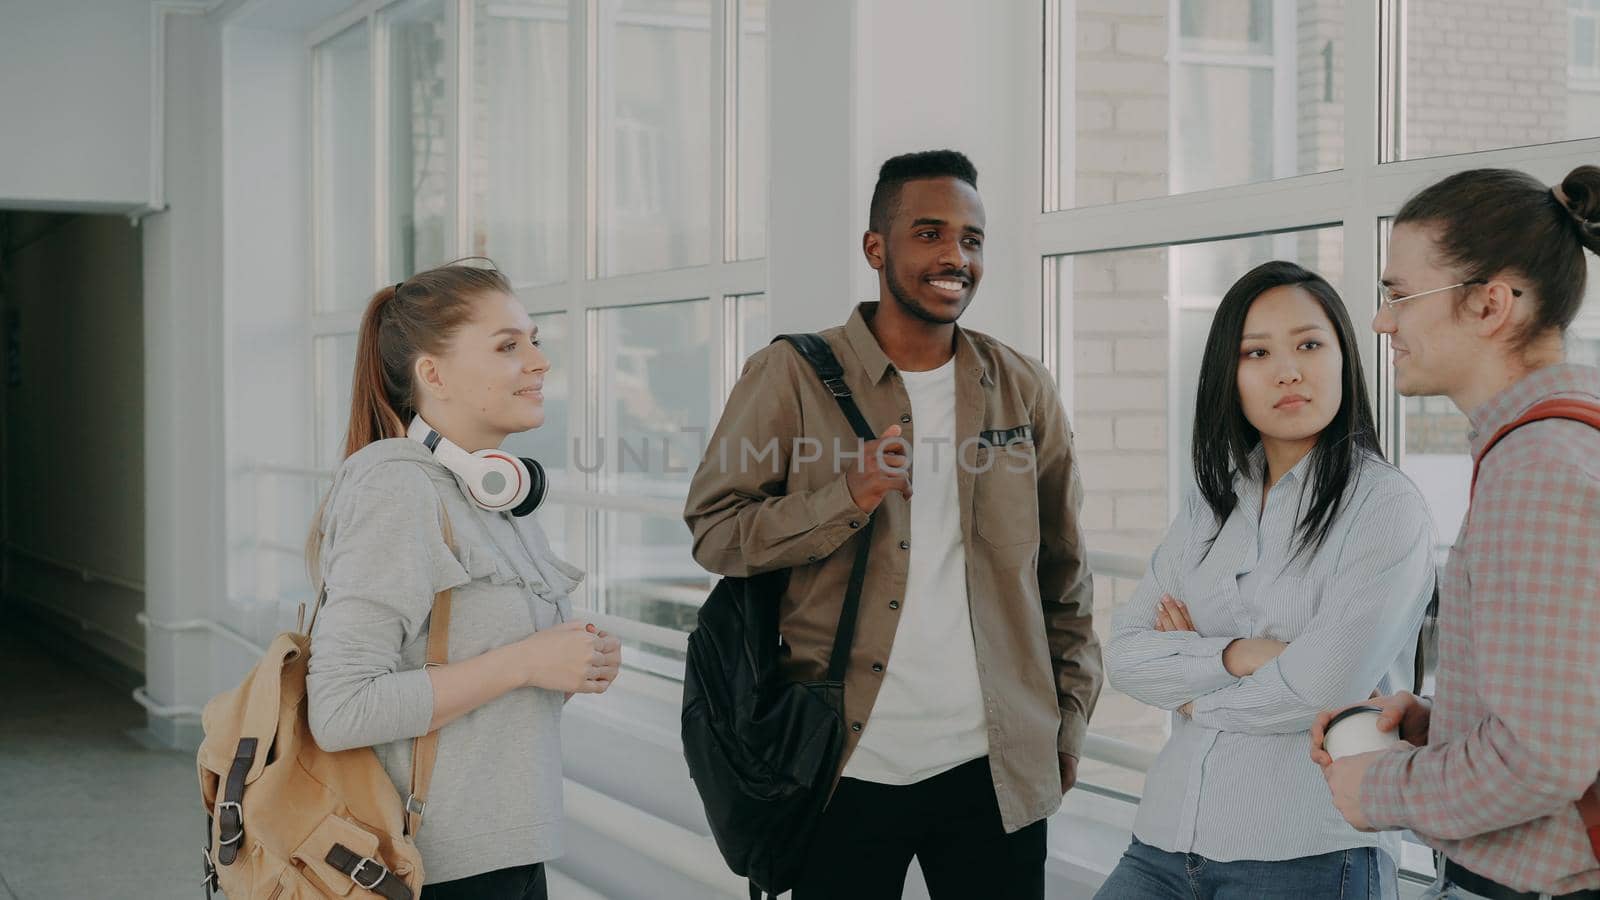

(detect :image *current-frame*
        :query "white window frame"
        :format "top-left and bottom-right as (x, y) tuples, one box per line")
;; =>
(1030, 0), (1600, 880)
(306, 0), (768, 668)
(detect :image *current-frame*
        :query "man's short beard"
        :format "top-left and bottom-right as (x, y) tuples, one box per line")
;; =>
(883, 248), (963, 325)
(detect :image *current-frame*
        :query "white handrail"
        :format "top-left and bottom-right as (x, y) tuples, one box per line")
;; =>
(563, 780), (747, 898)
(132, 686), (203, 719)
(1081, 732), (1158, 773)
(581, 611), (691, 653)
(2, 542), (146, 593)
(247, 460), (1161, 776)
(136, 612), (267, 657)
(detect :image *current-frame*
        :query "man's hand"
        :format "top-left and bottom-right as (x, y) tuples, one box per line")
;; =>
(1059, 753), (1078, 795)
(1310, 691), (1432, 767)
(844, 424), (912, 512)
(1319, 749), (1389, 832)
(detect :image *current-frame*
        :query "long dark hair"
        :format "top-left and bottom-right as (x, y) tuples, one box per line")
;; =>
(1192, 261), (1383, 562)
(1396, 165), (1600, 354)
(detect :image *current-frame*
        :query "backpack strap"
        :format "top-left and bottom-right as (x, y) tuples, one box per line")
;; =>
(325, 843), (415, 900)
(1469, 398), (1600, 497)
(1464, 397), (1600, 862)
(774, 334), (880, 684)
(213, 737), (258, 865)
(406, 503), (456, 837)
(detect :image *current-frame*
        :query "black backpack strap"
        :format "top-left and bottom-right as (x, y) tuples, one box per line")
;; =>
(774, 333), (880, 684)
(775, 334), (876, 441)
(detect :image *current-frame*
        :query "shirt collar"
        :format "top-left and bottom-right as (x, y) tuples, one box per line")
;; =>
(844, 302), (992, 386)
(1466, 363), (1600, 457)
(1233, 442), (1318, 512)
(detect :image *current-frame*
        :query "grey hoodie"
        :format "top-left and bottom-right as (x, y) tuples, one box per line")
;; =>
(306, 437), (583, 884)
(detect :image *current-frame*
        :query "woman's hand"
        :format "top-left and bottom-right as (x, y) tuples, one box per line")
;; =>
(1155, 595), (1198, 632)
(518, 621), (618, 695)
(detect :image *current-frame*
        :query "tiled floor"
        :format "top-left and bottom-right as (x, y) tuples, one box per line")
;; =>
(0, 627), (602, 899)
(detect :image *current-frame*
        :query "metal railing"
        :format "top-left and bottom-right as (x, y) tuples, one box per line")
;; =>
(211, 462), (1164, 776)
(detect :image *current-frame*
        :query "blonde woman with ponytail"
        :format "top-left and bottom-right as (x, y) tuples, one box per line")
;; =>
(305, 261), (620, 899)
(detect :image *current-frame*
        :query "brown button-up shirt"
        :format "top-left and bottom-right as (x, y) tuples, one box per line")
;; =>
(683, 303), (1103, 832)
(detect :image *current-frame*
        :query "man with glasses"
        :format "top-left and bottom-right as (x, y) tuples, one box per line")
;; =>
(1310, 167), (1600, 900)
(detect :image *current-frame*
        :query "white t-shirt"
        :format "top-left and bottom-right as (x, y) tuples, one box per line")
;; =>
(842, 357), (990, 785)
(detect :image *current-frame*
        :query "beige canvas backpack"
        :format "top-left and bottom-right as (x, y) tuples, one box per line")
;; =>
(197, 511), (456, 898)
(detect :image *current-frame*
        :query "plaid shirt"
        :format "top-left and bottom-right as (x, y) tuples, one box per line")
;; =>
(1360, 364), (1600, 895)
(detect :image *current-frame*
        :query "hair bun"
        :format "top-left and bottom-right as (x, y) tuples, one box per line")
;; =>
(1555, 165), (1600, 238)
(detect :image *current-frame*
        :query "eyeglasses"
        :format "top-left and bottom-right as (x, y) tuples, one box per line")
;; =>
(1377, 279), (1522, 310)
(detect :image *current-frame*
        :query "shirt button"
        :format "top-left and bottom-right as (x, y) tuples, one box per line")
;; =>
(888, 600), (900, 610)
(872, 663), (884, 673)
(851, 722), (863, 733)
(849, 520), (860, 529)
(900, 413), (912, 424)
(806, 555), (818, 563)
(899, 540), (909, 550)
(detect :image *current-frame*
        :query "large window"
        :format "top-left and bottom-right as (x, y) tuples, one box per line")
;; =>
(1038, 0), (1600, 863)
(309, 0), (768, 666)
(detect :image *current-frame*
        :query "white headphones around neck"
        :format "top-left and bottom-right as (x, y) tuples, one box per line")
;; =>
(408, 416), (547, 517)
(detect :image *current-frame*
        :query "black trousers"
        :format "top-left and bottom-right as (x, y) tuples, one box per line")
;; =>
(420, 862), (547, 900)
(793, 756), (1048, 900)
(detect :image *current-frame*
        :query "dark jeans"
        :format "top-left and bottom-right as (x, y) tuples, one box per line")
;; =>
(793, 756), (1047, 900)
(1094, 837), (1396, 900)
(420, 862), (547, 900)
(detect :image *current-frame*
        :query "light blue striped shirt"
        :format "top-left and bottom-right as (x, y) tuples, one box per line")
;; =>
(1106, 447), (1435, 864)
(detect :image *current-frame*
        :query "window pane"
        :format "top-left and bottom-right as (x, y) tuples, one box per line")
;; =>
(315, 23), (374, 313)
(598, 0), (713, 276)
(735, 292), (769, 365)
(1174, 64), (1275, 194)
(471, 0), (568, 286)
(597, 509), (711, 651)
(1058, 0), (1343, 208)
(1179, 0), (1273, 54)
(1051, 226), (1343, 791)
(734, 0), (768, 259)
(594, 298), (714, 493)
(385, 0), (452, 279)
(315, 332), (360, 467)
(1392, 0), (1600, 160)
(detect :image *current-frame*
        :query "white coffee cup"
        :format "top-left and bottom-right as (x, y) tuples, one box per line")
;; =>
(1322, 705), (1406, 760)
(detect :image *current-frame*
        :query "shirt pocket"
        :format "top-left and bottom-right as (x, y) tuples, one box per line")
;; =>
(1256, 574), (1319, 641)
(972, 438), (1041, 550)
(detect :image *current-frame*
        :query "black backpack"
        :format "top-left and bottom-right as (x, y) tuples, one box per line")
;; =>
(681, 333), (878, 899)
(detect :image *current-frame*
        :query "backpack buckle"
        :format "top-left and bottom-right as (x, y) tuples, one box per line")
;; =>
(404, 794), (426, 823)
(215, 801), (244, 845)
(350, 857), (388, 891)
(821, 376), (852, 398)
(200, 846), (219, 892)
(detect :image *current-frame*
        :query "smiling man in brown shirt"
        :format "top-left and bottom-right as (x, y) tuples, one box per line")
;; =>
(684, 150), (1102, 899)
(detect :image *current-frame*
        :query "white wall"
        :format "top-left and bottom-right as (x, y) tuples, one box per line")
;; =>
(767, 0), (1035, 352)
(141, 6), (229, 747)
(0, 0), (155, 211)
(220, 20), (315, 654)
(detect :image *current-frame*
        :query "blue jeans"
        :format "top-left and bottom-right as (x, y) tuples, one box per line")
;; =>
(1094, 837), (1397, 900)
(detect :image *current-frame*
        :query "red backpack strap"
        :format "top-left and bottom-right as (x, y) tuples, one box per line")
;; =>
(1469, 399), (1600, 498)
